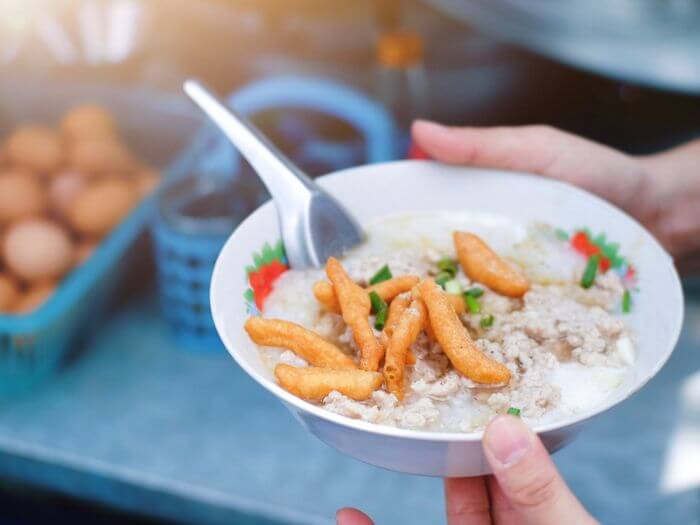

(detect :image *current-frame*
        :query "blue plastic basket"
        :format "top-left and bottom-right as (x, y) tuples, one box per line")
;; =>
(0, 199), (155, 396)
(151, 177), (237, 353)
(0, 82), (201, 396)
(151, 75), (398, 353)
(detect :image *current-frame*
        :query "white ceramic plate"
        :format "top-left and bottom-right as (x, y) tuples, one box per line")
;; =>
(211, 160), (684, 476)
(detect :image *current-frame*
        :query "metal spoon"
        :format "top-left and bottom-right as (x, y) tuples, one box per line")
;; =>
(183, 79), (364, 269)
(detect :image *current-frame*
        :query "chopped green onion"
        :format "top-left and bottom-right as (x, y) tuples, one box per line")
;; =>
(369, 291), (388, 330)
(554, 228), (569, 241)
(464, 294), (481, 314)
(435, 272), (452, 289)
(580, 254), (600, 289)
(464, 287), (484, 298)
(480, 314), (494, 328)
(444, 279), (463, 295)
(437, 257), (458, 277)
(369, 264), (393, 285)
(375, 308), (388, 330)
(507, 407), (521, 417)
(368, 291), (383, 313)
(622, 290), (631, 313)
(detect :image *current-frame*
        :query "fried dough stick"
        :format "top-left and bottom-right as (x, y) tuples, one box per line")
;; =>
(245, 317), (356, 370)
(383, 298), (427, 399)
(379, 294), (410, 347)
(313, 276), (420, 314)
(275, 364), (383, 401)
(370, 275), (420, 302)
(312, 280), (340, 312)
(405, 349), (417, 366)
(417, 279), (511, 385)
(315, 276), (462, 345)
(424, 293), (465, 341)
(380, 294), (416, 365)
(453, 231), (530, 298)
(447, 293), (466, 315)
(326, 257), (384, 371)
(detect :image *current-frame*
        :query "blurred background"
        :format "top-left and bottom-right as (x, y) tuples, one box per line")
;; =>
(0, 0), (699, 523)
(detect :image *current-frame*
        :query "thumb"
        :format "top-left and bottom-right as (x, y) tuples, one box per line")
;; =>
(483, 415), (597, 525)
(336, 507), (374, 525)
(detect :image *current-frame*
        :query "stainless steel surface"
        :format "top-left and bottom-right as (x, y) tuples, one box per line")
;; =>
(426, 0), (700, 94)
(183, 79), (364, 269)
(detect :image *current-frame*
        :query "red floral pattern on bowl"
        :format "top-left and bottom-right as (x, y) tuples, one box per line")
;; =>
(243, 241), (288, 314)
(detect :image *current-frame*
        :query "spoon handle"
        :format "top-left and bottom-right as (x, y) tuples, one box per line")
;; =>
(184, 79), (315, 210)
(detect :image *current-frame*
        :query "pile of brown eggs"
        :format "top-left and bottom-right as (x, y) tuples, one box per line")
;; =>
(0, 104), (159, 315)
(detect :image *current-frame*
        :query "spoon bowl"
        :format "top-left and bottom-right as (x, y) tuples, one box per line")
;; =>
(183, 80), (364, 268)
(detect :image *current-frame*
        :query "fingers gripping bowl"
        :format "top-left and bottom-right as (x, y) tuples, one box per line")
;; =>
(211, 160), (683, 476)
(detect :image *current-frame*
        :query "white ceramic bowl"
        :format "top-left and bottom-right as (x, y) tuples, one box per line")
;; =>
(211, 160), (684, 476)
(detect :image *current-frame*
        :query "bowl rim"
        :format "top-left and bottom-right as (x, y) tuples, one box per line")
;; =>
(211, 159), (685, 442)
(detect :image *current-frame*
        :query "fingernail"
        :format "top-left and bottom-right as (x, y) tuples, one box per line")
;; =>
(484, 415), (532, 468)
(414, 120), (450, 135)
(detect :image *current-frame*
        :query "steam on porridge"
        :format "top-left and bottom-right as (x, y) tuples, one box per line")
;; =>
(246, 213), (636, 432)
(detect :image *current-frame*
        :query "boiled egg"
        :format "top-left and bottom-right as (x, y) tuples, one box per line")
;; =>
(48, 170), (86, 216)
(3, 219), (74, 282)
(5, 125), (63, 173)
(60, 104), (117, 141)
(68, 179), (135, 237)
(0, 170), (47, 223)
(67, 137), (132, 177)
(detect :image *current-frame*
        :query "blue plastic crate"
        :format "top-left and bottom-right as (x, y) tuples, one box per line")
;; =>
(0, 198), (155, 396)
(0, 81), (200, 396)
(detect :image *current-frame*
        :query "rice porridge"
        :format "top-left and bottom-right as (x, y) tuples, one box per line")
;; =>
(253, 213), (636, 432)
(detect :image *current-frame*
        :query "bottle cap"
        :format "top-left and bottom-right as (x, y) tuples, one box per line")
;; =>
(377, 31), (424, 68)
